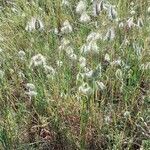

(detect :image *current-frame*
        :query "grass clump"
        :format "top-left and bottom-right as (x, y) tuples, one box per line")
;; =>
(0, 0), (149, 149)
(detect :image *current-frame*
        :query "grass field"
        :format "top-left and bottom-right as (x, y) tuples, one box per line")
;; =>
(0, 0), (150, 149)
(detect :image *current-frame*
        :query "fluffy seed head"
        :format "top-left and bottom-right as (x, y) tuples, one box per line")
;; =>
(25, 17), (44, 31)
(26, 83), (36, 91)
(104, 28), (115, 41)
(18, 50), (26, 60)
(78, 82), (92, 95)
(108, 6), (117, 20)
(80, 12), (91, 23)
(29, 54), (46, 68)
(76, 0), (86, 14)
(61, 20), (73, 34)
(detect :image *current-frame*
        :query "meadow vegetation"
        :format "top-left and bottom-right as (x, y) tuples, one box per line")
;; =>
(0, 0), (150, 149)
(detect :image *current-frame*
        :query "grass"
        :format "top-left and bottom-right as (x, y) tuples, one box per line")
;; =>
(0, 0), (150, 149)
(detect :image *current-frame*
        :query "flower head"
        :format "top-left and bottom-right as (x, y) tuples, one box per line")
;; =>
(62, 0), (70, 6)
(44, 65), (55, 77)
(29, 54), (46, 68)
(127, 17), (136, 28)
(76, 0), (86, 14)
(18, 50), (26, 60)
(79, 82), (92, 95)
(79, 56), (86, 68)
(108, 6), (117, 20)
(61, 20), (73, 34)
(81, 41), (99, 54)
(25, 17), (44, 31)
(104, 28), (115, 41)
(80, 12), (91, 23)
(25, 83), (37, 97)
(26, 83), (36, 91)
(137, 18), (144, 28)
(86, 32), (102, 42)
(104, 53), (110, 62)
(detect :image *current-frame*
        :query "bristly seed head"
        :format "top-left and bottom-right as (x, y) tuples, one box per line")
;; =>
(78, 82), (92, 95)
(76, 0), (87, 14)
(104, 28), (115, 41)
(62, 0), (70, 6)
(25, 17), (44, 31)
(80, 11), (91, 23)
(61, 20), (73, 34)
(18, 50), (26, 60)
(108, 6), (117, 20)
(25, 83), (37, 97)
(29, 54), (46, 68)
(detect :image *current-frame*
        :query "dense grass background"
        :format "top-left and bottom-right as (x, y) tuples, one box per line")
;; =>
(0, 0), (149, 149)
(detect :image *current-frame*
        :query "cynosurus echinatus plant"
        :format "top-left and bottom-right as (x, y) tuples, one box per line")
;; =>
(0, 0), (149, 149)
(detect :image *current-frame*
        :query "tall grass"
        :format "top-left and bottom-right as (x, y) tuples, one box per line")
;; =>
(0, 0), (149, 149)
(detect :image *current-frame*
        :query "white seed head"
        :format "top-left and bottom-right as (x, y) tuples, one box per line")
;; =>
(108, 6), (117, 20)
(69, 53), (77, 61)
(80, 44), (88, 54)
(83, 66), (90, 72)
(84, 69), (93, 78)
(89, 41), (99, 53)
(93, 0), (98, 16)
(76, 72), (84, 82)
(25, 17), (44, 31)
(76, 0), (86, 14)
(62, 38), (70, 46)
(111, 59), (122, 66)
(54, 28), (59, 35)
(124, 111), (130, 117)
(18, 50), (26, 60)
(35, 18), (44, 30)
(82, 41), (99, 54)
(26, 83), (36, 91)
(62, 0), (70, 6)
(86, 32), (102, 42)
(104, 116), (111, 124)
(97, 1), (104, 12)
(65, 46), (74, 56)
(137, 18), (144, 28)
(29, 54), (46, 68)
(78, 82), (92, 95)
(104, 28), (115, 41)
(104, 53), (110, 62)
(127, 17), (136, 28)
(25, 17), (36, 31)
(130, 10), (136, 15)
(80, 11), (91, 23)
(79, 56), (86, 68)
(118, 22), (124, 28)
(130, 2), (134, 6)
(44, 65), (55, 76)
(56, 60), (63, 67)
(18, 71), (25, 79)
(61, 20), (72, 34)
(93, 0), (104, 16)
(59, 38), (70, 51)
